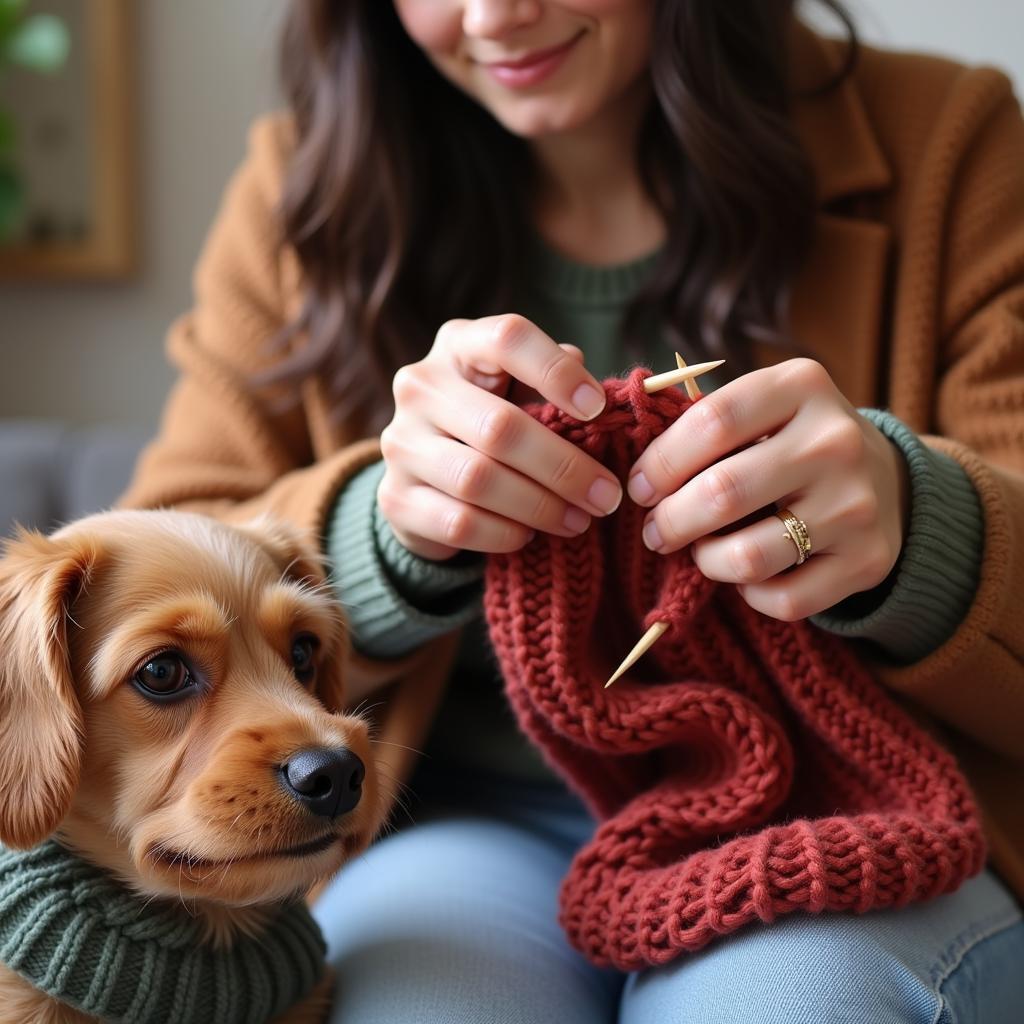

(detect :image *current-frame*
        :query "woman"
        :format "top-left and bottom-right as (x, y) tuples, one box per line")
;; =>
(121, 1), (1024, 1019)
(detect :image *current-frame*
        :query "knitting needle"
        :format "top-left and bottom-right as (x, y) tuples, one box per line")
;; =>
(605, 353), (722, 688)
(641, 359), (724, 394)
(675, 351), (705, 401)
(604, 621), (668, 687)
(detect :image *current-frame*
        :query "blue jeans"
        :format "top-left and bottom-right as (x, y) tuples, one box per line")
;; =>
(313, 761), (1024, 1022)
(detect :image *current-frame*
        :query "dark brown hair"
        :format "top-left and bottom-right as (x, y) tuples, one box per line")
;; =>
(268, 0), (858, 433)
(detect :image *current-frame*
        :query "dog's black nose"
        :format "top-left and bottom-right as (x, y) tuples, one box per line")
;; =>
(279, 747), (365, 818)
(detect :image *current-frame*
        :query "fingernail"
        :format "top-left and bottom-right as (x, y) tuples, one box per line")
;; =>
(643, 519), (663, 551)
(562, 506), (590, 534)
(587, 478), (622, 515)
(571, 383), (605, 421)
(628, 472), (654, 505)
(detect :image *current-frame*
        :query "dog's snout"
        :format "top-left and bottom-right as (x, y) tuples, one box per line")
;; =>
(279, 747), (365, 818)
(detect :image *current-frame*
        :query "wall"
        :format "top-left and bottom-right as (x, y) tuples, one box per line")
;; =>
(849, 0), (1024, 88)
(0, 0), (283, 427)
(0, 1), (1021, 431)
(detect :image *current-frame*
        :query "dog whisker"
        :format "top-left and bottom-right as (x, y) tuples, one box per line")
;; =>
(373, 765), (416, 828)
(295, 579), (334, 598)
(134, 891), (163, 921)
(372, 739), (428, 757)
(374, 761), (413, 793)
(176, 858), (189, 917)
(214, 850), (244, 890)
(347, 698), (386, 720)
(279, 556), (303, 581)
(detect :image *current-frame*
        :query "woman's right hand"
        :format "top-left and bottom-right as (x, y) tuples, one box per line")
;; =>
(377, 314), (624, 561)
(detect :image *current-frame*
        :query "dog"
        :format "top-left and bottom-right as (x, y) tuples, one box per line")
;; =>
(0, 509), (381, 1023)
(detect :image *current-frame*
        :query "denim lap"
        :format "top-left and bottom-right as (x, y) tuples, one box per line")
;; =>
(621, 867), (1024, 1024)
(313, 815), (622, 1024)
(312, 773), (1024, 1023)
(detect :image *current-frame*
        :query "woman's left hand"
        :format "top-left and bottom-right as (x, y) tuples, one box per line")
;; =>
(627, 358), (912, 621)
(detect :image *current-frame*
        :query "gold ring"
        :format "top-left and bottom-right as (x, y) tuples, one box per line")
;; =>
(774, 507), (812, 566)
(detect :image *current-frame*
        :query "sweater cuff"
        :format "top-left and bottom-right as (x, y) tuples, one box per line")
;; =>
(326, 460), (483, 659)
(369, 469), (487, 605)
(810, 409), (983, 665)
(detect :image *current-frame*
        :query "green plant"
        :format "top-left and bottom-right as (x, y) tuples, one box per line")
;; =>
(0, 0), (69, 240)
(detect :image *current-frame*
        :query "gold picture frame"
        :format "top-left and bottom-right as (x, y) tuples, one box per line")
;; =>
(0, 0), (136, 280)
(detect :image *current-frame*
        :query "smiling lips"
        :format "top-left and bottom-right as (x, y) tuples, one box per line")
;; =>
(482, 31), (584, 88)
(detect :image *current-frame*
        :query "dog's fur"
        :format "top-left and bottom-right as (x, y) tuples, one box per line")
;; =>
(0, 510), (382, 1023)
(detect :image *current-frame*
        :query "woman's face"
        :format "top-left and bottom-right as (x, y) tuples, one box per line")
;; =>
(392, 1), (653, 139)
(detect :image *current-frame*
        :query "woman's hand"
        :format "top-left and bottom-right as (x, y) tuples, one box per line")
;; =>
(378, 315), (624, 561)
(627, 358), (912, 621)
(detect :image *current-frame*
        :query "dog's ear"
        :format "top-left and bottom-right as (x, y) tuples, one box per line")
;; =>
(0, 528), (101, 847)
(235, 516), (350, 713)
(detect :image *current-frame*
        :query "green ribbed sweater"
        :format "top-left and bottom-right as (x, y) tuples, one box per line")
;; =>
(328, 235), (983, 779)
(0, 841), (326, 1023)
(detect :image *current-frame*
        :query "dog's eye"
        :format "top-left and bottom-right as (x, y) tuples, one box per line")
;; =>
(291, 634), (318, 683)
(134, 653), (194, 699)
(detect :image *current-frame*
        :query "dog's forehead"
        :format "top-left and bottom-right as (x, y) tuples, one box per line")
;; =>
(64, 510), (277, 589)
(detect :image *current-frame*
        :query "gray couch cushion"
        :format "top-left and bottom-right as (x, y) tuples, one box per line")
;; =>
(0, 421), (148, 538)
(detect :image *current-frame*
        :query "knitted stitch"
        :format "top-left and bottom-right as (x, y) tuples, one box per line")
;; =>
(0, 841), (326, 1023)
(483, 370), (988, 970)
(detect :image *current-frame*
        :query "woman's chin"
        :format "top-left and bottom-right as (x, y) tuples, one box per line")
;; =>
(481, 91), (602, 141)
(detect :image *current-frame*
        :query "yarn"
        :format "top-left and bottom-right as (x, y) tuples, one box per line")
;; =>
(483, 369), (987, 970)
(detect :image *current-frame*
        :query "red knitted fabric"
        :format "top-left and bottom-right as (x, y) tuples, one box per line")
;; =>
(482, 369), (987, 970)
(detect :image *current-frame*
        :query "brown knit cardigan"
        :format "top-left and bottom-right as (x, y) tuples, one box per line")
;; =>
(119, 24), (1024, 905)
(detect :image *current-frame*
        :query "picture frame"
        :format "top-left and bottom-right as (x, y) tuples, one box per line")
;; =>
(0, 0), (136, 280)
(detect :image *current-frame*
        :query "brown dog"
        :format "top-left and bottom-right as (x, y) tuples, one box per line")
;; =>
(0, 509), (381, 1023)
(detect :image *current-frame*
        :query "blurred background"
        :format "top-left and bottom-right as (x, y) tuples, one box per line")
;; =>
(0, 0), (1022, 434)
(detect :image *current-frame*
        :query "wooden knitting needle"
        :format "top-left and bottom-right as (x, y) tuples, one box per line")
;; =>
(675, 351), (705, 401)
(604, 621), (668, 687)
(605, 353), (722, 688)
(641, 359), (724, 394)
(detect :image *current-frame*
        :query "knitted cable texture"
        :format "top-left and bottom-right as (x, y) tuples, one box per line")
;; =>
(483, 369), (988, 970)
(0, 841), (326, 1023)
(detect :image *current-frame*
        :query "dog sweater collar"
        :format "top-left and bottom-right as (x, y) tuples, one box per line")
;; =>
(0, 840), (326, 1023)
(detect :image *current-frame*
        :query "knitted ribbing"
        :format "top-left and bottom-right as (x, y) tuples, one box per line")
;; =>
(0, 841), (326, 1023)
(483, 370), (988, 970)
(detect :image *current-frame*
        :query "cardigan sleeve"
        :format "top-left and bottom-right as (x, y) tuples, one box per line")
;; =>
(326, 459), (484, 659)
(116, 116), (432, 701)
(866, 76), (1024, 762)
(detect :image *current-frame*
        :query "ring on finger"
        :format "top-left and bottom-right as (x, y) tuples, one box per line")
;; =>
(774, 506), (813, 566)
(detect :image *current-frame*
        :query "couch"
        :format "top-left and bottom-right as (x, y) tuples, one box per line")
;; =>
(0, 420), (148, 538)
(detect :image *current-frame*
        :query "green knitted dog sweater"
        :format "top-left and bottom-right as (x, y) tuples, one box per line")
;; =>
(0, 841), (327, 1023)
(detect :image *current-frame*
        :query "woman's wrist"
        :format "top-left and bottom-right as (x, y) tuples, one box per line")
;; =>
(811, 409), (983, 664)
